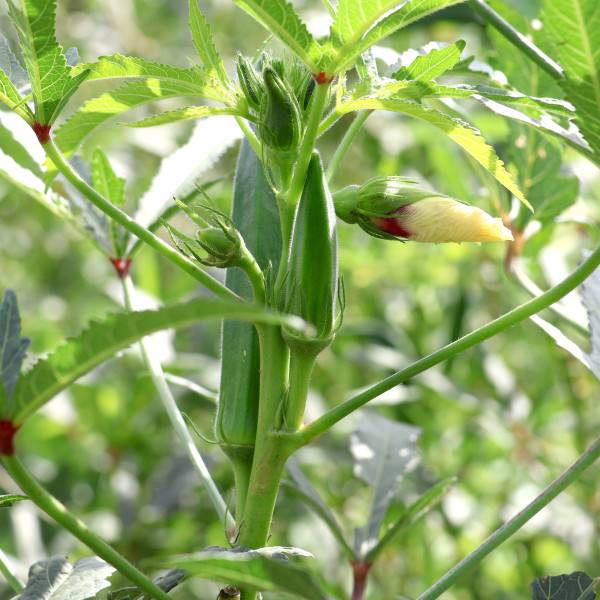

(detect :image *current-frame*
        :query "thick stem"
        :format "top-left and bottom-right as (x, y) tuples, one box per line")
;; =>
(417, 433), (600, 600)
(285, 349), (318, 431)
(121, 275), (236, 536)
(42, 138), (240, 302)
(296, 242), (600, 445)
(238, 325), (291, 550)
(1, 454), (172, 600)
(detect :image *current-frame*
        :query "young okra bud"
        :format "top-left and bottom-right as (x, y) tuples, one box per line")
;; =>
(258, 66), (303, 152)
(283, 152), (339, 344)
(333, 177), (513, 244)
(236, 54), (263, 112)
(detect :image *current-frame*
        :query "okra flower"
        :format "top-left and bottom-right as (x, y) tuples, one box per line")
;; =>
(333, 177), (513, 244)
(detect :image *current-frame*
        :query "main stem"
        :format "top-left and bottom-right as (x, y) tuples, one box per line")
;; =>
(2, 454), (172, 600)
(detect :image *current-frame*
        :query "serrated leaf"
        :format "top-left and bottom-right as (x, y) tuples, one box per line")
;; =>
(0, 38), (35, 121)
(90, 148), (126, 206)
(0, 494), (28, 508)
(10, 297), (304, 424)
(543, 0), (600, 161)
(52, 75), (218, 161)
(123, 105), (243, 128)
(284, 457), (356, 561)
(18, 555), (115, 600)
(338, 96), (530, 208)
(531, 572), (597, 600)
(106, 567), (185, 600)
(351, 412), (421, 558)
(189, 0), (229, 84)
(365, 476), (456, 562)
(0, 290), (30, 405)
(324, 0), (467, 76)
(6, 0), (86, 124)
(0, 37), (30, 91)
(0, 118), (43, 179)
(392, 40), (465, 82)
(154, 551), (327, 600)
(231, 0), (321, 72)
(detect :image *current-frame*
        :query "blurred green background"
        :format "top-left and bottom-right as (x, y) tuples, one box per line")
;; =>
(1, 1), (600, 599)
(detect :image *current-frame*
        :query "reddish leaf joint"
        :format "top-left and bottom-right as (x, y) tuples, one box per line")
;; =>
(32, 122), (52, 144)
(109, 257), (133, 278)
(0, 420), (21, 456)
(313, 71), (334, 85)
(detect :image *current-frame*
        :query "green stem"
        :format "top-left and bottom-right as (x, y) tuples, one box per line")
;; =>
(42, 138), (241, 303)
(326, 111), (371, 183)
(1, 454), (172, 600)
(235, 117), (262, 157)
(0, 547), (24, 593)
(417, 433), (600, 600)
(284, 83), (331, 211)
(468, 0), (564, 81)
(285, 349), (318, 431)
(121, 275), (236, 536)
(296, 243), (600, 445)
(238, 325), (291, 550)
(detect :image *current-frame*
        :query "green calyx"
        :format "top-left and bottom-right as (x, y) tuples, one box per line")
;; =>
(282, 151), (340, 347)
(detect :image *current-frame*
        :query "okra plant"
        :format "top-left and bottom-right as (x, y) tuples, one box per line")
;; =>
(1, 0), (600, 599)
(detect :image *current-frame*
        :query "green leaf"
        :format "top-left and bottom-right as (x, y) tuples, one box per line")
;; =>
(155, 551), (327, 600)
(351, 412), (421, 559)
(123, 105), (244, 128)
(231, 0), (321, 73)
(0, 38), (34, 121)
(365, 476), (456, 562)
(106, 568), (186, 600)
(531, 572), (597, 600)
(543, 0), (600, 160)
(52, 73), (218, 160)
(0, 290), (30, 406)
(338, 96), (531, 209)
(284, 457), (357, 561)
(392, 40), (465, 82)
(580, 249), (600, 382)
(323, 0), (467, 76)
(189, 0), (229, 85)
(90, 148), (126, 206)
(0, 117), (43, 179)
(11, 297), (302, 424)
(6, 0), (87, 124)
(18, 555), (115, 600)
(0, 494), (28, 508)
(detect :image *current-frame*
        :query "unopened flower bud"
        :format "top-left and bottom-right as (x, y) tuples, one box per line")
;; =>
(333, 177), (513, 244)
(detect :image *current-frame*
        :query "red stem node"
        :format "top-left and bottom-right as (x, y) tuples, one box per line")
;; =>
(32, 122), (52, 144)
(351, 560), (373, 600)
(313, 71), (335, 85)
(0, 420), (21, 456)
(109, 257), (133, 278)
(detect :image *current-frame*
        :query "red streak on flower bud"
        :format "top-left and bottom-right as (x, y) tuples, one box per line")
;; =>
(32, 122), (52, 144)
(313, 71), (334, 85)
(370, 206), (412, 238)
(109, 257), (133, 278)
(0, 420), (21, 456)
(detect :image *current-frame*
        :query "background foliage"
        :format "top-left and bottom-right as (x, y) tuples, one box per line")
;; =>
(1, 0), (600, 599)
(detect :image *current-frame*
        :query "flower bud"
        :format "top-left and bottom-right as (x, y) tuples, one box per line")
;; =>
(333, 177), (513, 244)
(236, 54), (263, 112)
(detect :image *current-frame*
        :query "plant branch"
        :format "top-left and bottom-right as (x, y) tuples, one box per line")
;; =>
(0, 547), (24, 593)
(296, 243), (600, 445)
(468, 0), (564, 81)
(42, 138), (241, 302)
(326, 111), (371, 183)
(417, 433), (600, 600)
(235, 117), (262, 156)
(121, 275), (236, 536)
(1, 454), (172, 600)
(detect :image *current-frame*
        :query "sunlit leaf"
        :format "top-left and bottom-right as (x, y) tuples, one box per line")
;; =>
(90, 148), (126, 206)
(337, 96), (531, 209)
(392, 40), (465, 82)
(123, 105), (244, 128)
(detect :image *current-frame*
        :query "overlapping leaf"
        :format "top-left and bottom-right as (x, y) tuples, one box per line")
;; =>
(323, 0), (467, 76)
(0, 37), (34, 121)
(90, 148), (126, 207)
(531, 572), (597, 600)
(543, 0), (600, 161)
(337, 97), (530, 208)
(16, 555), (114, 600)
(10, 298), (304, 424)
(6, 0), (88, 124)
(124, 105), (244, 128)
(231, 0), (322, 73)
(392, 40), (465, 81)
